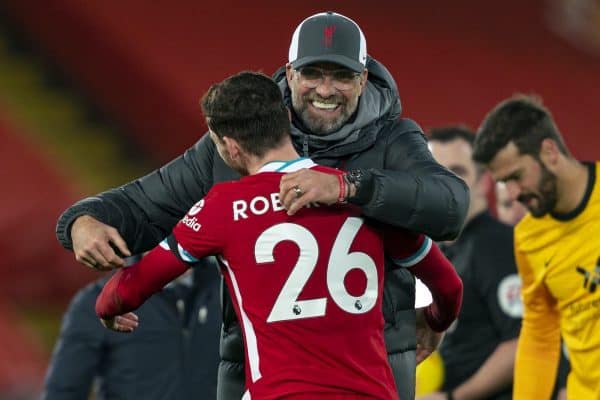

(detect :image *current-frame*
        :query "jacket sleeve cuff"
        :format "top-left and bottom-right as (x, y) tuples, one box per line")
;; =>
(55, 197), (107, 250)
(348, 169), (375, 206)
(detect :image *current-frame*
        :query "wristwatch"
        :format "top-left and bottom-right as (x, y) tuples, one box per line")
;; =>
(344, 169), (364, 199)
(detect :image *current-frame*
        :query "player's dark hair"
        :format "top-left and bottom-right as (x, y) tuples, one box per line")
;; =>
(201, 71), (290, 157)
(428, 125), (476, 146)
(428, 125), (485, 176)
(473, 94), (570, 164)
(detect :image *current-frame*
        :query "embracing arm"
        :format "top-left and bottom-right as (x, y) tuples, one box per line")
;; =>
(386, 232), (463, 332)
(280, 120), (469, 240)
(56, 134), (218, 253)
(383, 229), (462, 365)
(408, 243), (463, 332)
(352, 120), (469, 241)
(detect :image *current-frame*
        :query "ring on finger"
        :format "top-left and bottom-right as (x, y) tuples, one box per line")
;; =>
(293, 186), (303, 198)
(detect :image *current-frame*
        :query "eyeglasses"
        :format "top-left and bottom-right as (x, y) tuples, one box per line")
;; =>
(296, 66), (360, 91)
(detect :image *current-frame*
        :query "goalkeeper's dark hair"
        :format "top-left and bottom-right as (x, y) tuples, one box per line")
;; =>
(201, 71), (290, 157)
(473, 94), (570, 164)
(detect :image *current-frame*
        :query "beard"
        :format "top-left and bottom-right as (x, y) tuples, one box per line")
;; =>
(291, 91), (359, 135)
(517, 162), (558, 218)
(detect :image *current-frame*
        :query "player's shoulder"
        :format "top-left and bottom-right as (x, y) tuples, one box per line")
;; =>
(204, 181), (245, 200)
(514, 213), (551, 248)
(182, 181), (244, 219)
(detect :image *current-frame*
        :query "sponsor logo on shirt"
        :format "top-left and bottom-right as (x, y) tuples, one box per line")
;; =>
(188, 199), (205, 216)
(575, 258), (600, 294)
(182, 215), (201, 232)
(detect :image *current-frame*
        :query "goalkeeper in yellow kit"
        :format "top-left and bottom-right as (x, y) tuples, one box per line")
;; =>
(472, 94), (600, 399)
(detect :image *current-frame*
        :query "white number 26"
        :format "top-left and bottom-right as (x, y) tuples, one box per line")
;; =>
(254, 217), (378, 323)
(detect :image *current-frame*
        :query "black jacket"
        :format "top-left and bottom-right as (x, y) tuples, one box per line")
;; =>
(41, 263), (222, 400)
(56, 57), (469, 399)
(440, 212), (520, 399)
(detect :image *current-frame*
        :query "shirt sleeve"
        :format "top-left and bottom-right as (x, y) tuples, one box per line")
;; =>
(171, 187), (228, 261)
(96, 189), (227, 318)
(382, 229), (463, 331)
(513, 246), (561, 400)
(95, 246), (189, 318)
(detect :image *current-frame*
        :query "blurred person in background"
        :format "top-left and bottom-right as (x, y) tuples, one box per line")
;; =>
(496, 182), (528, 226)
(420, 126), (522, 400)
(55, 11), (469, 400)
(41, 257), (221, 400)
(473, 94), (600, 399)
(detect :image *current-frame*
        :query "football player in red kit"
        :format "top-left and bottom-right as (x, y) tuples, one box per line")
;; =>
(96, 71), (462, 400)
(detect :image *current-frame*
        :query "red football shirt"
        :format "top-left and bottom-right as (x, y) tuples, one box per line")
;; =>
(96, 158), (462, 399)
(173, 159), (399, 399)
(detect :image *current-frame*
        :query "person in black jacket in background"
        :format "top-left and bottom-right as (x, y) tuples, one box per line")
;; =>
(41, 258), (221, 400)
(424, 126), (522, 400)
(55, 11), (469, 400)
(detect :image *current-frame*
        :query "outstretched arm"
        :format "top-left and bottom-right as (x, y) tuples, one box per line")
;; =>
(95, 238), (189, 320)
(57, 134), (230, 269)
(96, 189), (226, 325)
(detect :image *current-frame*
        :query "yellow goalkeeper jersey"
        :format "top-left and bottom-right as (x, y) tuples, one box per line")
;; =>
(513, 162), (600, 400)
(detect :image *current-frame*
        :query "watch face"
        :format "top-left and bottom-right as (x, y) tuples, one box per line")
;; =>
(347, 170), (362, 188)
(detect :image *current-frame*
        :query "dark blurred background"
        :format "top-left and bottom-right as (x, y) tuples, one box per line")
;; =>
(0, 0), (598, 396)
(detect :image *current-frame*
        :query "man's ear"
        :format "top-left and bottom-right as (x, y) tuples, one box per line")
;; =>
(359, 69), (369, 95)
(539, 138), (560, 170)
(222, 136), (241, 159)
(477, 170), (494, 197)
(285, 64), (294, 86)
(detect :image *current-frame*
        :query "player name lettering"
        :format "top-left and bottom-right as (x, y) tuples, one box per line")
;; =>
(233, 193), (284, 221)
